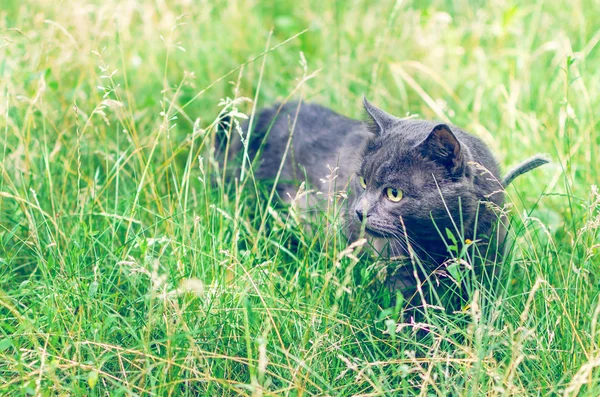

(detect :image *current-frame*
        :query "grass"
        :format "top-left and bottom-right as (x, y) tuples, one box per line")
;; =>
(1, 0), (599, 395)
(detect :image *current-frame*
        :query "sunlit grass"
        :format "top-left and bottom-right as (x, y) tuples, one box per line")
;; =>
(0, 0), (599, 395)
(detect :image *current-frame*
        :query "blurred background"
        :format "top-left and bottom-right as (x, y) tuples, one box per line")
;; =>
(2, 0), (597, 182)
(1, 0), (599, 395)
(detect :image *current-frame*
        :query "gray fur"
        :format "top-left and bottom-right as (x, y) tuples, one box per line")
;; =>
(244, 102), (370, 195)
(240, 99), (548, 295)
(352, 105), (504, 266)
(501, 154), (551, 187)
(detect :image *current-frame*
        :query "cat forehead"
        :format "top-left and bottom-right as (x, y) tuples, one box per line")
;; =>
(363, 131), (420, 160)
(365, 119), (442, 150)
(360, 149), (440, 184)
(361, 140), (449, 185)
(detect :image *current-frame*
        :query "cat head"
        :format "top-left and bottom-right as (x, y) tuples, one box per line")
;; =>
(353, 98), (477, 257)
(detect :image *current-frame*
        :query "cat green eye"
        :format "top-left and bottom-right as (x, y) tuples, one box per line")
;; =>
(358, 176), (367, 189)
(385, 187), (403, 202)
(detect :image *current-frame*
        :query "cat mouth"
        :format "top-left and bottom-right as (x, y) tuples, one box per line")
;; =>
(364, 225), (391, 238)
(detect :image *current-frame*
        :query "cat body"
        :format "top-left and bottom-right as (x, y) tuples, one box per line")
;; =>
(246, 102), (370, 199)
(237, 99), (547, 297)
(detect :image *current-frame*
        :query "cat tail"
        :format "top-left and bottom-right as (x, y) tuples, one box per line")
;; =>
(501, 154), (551, 187)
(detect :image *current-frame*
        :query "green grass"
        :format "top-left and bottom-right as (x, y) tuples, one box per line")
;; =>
(1, 0), (599, 395)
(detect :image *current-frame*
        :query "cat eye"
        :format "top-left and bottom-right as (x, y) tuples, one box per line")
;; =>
(385, 187), (403, 202)
(358, 176), (367, 189)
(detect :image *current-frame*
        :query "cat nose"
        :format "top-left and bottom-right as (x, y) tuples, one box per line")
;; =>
(356, 209), (366, 221)
(356, 198), (369, 222)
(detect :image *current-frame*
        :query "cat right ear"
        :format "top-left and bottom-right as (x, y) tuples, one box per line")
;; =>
(419, 124), (465, 175)
(363, 96), (398, 136)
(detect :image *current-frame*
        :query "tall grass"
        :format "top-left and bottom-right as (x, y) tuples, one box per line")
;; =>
(1, 0), (599, 395)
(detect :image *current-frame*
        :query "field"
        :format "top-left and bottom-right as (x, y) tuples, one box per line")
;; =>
(1, 0), (600, 395)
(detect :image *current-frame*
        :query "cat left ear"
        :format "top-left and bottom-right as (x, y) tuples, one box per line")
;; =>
(363, 96), (398, 136)
(420, 124), (464, 175)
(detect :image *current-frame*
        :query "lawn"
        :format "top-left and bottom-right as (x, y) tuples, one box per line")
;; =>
(1, 0), (599, 395)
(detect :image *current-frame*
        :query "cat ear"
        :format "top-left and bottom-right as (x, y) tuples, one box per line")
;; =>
(420, 124), (464, 175)
(363, 96), (398, 136)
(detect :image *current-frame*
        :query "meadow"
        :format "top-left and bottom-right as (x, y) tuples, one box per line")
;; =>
(1, 0), (599, 395)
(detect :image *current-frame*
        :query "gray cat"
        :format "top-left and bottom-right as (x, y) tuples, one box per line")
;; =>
(236, 98), (549, 298)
